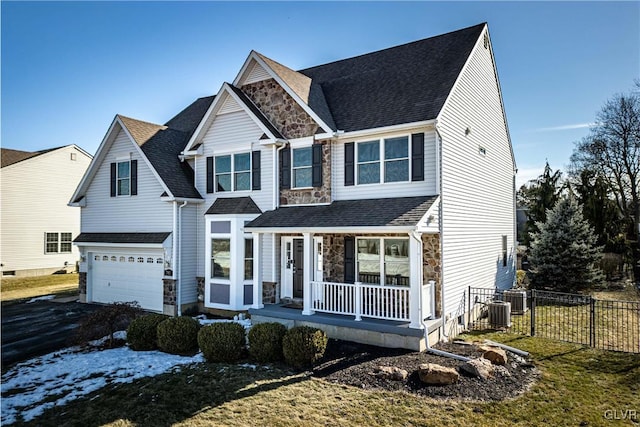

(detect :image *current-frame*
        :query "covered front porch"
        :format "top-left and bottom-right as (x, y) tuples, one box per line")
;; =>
(246, 196), (442, 343)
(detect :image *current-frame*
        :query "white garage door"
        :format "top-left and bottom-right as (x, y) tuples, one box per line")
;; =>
(90, 251), (164, 312)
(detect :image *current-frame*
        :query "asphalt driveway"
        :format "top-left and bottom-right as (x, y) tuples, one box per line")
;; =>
(1, 298), (100, 368)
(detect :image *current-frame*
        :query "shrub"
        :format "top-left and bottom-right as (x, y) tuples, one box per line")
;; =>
(197, 322), (246, 362)
(75, 302), (142, 348)
(127, 313), (166, 351)
(157, 316), (201, 355)
(282, 326), (327, 369)
(248, 322), (287, 363)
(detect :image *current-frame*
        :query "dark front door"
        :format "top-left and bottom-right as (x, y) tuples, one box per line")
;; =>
(293, 238), (304, 298)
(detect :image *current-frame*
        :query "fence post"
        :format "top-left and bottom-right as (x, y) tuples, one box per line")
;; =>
(354, 282), (362, 322)
(530, 289), (536, 336)
(589, 296), (596, 348)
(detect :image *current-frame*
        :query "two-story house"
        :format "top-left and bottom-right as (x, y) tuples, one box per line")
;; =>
(2, 145), (92, 277)
(70, 23), (516, 350)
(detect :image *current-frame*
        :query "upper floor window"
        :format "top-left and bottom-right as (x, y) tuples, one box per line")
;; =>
(356, 136), (409, 185)
(215, 153), (251, 192)
(117, 161), (130, 195)
(346, 134), (424, 187)
(292, 147), (312, 188)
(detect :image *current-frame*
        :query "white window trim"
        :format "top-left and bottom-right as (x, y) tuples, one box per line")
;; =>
(44, 232), (73, 254)
(214, 151), (252, 193)
(355, 237), (410, 286)
(355, 135), (411, 186)
(116, 160), (131, 197)
(291, 146), (313, 189)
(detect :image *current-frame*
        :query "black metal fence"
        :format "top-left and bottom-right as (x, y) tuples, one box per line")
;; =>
(468, 287), (640, 353)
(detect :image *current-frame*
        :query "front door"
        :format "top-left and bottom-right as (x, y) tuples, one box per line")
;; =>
(293, 238), (304, 298)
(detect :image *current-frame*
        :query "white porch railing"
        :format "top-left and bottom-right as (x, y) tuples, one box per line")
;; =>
(310, 281), (434, 323)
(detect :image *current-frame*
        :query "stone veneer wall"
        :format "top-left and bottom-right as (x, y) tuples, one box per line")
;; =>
(196, 277), (205, 302)
(422, 234), (442, 317)
(241, 78), (319, 139)
(263, 281), (277, 304)
(79, 272), (87, 295)
(280, 142), (331, 205)
(163, 278), (176, 306)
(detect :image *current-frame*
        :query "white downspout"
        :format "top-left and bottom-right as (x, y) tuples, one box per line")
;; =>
(411, 230), (469, 361)
(177, 200), (187, 316)
(434, 121), (450, 338)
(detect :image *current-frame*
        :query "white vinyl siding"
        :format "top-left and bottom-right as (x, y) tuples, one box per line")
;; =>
(194, 108), (276, 278)
(438, 30), (516, 319)
(332, 130), (438, 200)
(242, 60), (271, 85)
(179, 204), (199, 304)
(0, 146), (91, 273)
(82, 128), (173, 232)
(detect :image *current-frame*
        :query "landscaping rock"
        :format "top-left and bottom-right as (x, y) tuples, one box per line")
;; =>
(460, 357), (494, 380)
(374, 366), (408, 381)
(418, 363), (459, 385)
(479, 346), (508, 365)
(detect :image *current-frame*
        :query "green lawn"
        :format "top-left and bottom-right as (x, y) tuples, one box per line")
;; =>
(0, 273), (78, 303)
(14, 333), (640, 427)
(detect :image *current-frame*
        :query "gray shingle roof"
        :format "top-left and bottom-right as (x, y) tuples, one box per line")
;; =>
(246, 196), (438, 229)
(298, 23), (485, 132)
(74, 232), (171, 244)
(205, 197), (262, 215)
(118, 96), (215, 199)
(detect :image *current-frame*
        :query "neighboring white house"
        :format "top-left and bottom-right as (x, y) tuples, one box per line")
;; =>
(1, 145), (92, 277)
(70, 23), (516, 350)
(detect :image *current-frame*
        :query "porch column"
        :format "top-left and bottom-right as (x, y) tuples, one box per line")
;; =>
(252, 232), (263, 309)
(409, 232), (424, 329)
(302, 232), (315, 315)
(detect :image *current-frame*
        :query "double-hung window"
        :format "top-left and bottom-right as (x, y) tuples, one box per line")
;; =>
(356, 237), (409, 286)
(45, 232), (72, 254)
(215, 153), (251, 192)
(116, 161), (130, 196)
(356, 136), (409, 184)
(292, 147), (312, 188)
(211, 238), (231, 279)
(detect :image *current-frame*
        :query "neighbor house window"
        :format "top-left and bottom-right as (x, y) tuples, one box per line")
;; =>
(356, 237), (409, 286)
(215, 153), (251, 192)
(244, 238), (253, 280)
(211, 239), (231, 279)
(45, 233), (59, 254)
(356, 136), (409, 184)
(292, 147), (312, 188)
(45, 232), (72, 254)
(117, 161), (130, 196)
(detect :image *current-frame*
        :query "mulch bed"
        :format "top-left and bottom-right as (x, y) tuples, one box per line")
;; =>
(313, 339), (540, 401)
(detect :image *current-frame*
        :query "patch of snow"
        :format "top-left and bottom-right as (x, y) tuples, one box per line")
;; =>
(238, 363), (257, 370)
(1, 344), (203, 425)
(193, 314), (252, 330)
(88, 330), (127, 347)
(26, 295), (55, 304)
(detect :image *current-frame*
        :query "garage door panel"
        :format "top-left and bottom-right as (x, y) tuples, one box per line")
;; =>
(90, 251), (164, 312)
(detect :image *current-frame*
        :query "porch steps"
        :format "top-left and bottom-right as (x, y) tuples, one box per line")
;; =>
(249, 305), (442, 351)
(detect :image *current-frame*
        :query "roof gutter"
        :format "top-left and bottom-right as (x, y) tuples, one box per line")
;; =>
(335, 120), (436, 140)
(244, 225), (418, 234)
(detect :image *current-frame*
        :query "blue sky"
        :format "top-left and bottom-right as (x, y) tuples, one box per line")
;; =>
(2, 1), (638, 187)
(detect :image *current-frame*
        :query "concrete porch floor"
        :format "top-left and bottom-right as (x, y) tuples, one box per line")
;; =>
(248, 304), (442, 351)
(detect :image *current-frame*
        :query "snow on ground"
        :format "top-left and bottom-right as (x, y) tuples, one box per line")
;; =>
(25, 295), (55, 304)
(1, 316), (252, 425)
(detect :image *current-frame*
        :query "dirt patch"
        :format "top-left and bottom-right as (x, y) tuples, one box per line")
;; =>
(313, 339), (539, 401)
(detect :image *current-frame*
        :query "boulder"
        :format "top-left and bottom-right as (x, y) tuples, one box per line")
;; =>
(479, 346), (508, 365)
(418, 363), (459, 385)
(460, 357), (494, 380)
(374, 366), (408, 381)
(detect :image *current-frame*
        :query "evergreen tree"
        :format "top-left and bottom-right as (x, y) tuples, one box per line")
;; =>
(529, 197), (603, 292)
